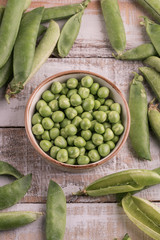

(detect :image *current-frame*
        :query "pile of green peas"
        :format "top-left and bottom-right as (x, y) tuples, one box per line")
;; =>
(32, 75), (124, 165)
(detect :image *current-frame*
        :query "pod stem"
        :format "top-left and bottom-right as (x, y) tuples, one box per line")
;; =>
(112, 52), (120, 59)
(132, 72), (143, 84)
(149, 99), (159, 111)
(73, 189), (86, 196)
(82, 0), (91, 8)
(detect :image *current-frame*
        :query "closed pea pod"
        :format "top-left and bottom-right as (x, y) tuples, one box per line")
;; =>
(0, 56), (13, 88)
(101, 0), (126, 54)
(46, 180), (66, 240)
(129, 73), (151, 160)
(139, 67), (160, 102)
(57, 10), (85, 57)
(0, 174), (32, 210)
(144, 56), (160, 72)
(148, 101), (160, 141)
(0, 161), (23, 179)
(0, 211), (42, 230)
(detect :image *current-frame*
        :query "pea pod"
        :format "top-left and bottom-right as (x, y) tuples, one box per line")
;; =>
(0, 161), (23, 179)
(46, 180), (66, 240)
(148, 101), (160, 141)
(144, 56), (160, 72)
(0, 211), (42, 230)
(122, 194), (160, 240)
(57, 10), (84, 57)
(76, 168), (160, 196)
(37, 25), (47, 39)
(24, 0), (32, 11)
(136, 0), (160, 23)
(100, 0), (126, 54)
(129, 73), (151, 160)
(141, 17), (160, 56)
(114, 43), (157, 60)
(0, 174), (32, 210)
(139, 67), (160, 102)
(42, 0), (90, 22)
(0, 0), (26, 68)
(23, 20), (60, 87)
(0, 56), (13, 88)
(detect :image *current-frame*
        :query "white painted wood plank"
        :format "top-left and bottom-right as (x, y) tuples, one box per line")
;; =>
(0, 202), (157, 240)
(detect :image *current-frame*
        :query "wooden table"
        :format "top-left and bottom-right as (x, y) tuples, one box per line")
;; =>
(0, 0), (160, 239)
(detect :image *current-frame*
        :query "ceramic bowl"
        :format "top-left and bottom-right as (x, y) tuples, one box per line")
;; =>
(25, 70), (130, 172)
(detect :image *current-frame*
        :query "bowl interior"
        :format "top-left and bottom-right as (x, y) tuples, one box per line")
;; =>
(26, 71), (130, 171)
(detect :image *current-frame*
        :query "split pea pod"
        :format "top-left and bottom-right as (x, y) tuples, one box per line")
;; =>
(148, 101), (160, 141)
(0, 56), (13, 88)
(0, 174), (32, 210)
(0, 161), (23, 179)
(42, 0), (90, 22)
(144, 56), (160, 72)
(46, 180), (66, 240)
(129, 73), (151, 160)
(100, 0), (126, 54)
(76, 169), (160, 197)
(0, 211), (42, 230)
(0, 0), (26, 68)
(114, 43), (157, 60)
(24, 20), (60, 87)
(139, 67), (160, 102)
(57, 10), (84, 57)
(122, 194), (160, 240)
(141, 17), (160, 56)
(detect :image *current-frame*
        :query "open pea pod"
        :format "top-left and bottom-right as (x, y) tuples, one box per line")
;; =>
(76, 169), (160, 197)
(0, 161), (23, 179)
(122, 194), (160, 240)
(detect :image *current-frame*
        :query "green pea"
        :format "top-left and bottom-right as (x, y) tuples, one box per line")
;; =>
(60, 118), (71, 128)
(103, 122), (111, 129)
(80, 118), (91, 130)
(81, 130), (92, 141)
(65, 124), (77, 136)
(85, 141), (96, 150)
(55, 136), (67, 148)
(99, 105), (109, 112)
(94, 122), (105, 134)
(110, 103), (121, 114)
(94, 100), (101, 110)
(98, 144), (110, 157)
(40, 140), (52, 152)
(50, 146), (60, 158)
(67, 136), (77, 146)
(60, 128), (68, 138)
(107, 141), (115, 150)
(54, 123), (60, 129)
(83, 98), (94, 111)
(81, 112), (93, 121)
(108, 111), (120, 123)
(61, 83), (69, 95)
(66, 78), (78, 89)
(105, 99), (114, 107)
(90, 120), (96, 131)
(97, 87), (109, 98)
(112, 123), (124, 135)
(90, 82), (100, 95)
(79, 147), (86, 156)
(42, 117), (54, 130)
(78, 87), (90, 99)
(97, 98), (105, 104)
(75, 105), (83, 114)
(54, 94), (60, 100)
(103, 128), (114, 141)
(88, 149), (100, 162)
(39, 105), (52, 117)
(88, 94), (95, 100)
(32, 123), (44, 136)
(42, 130), (51, 140)
(92, 133), (103, 146)
(74, 137), (86, 147)
(36, 99), (47, 111)
(72, 116), (82, 127)
(52, 111), (65, 123)
(56, 149), (68, 162)
(42, 90), (54, 102)
(59, 97), (70, 109)
(81, 75), (93, 88)
(65, 107), (77, 120)
(112, 135), (119, 143)
(77, 155), (90, 165)
(93, 111), (107, 123)
(66, 158), (76, 165)
(51, 82), (62, 94)
(32, 112), (42, 125)
(70, 93), (82, 106)
(68, 147), (80, 158)
(67, 89), (77, 98)
(48, 99), (59, 111)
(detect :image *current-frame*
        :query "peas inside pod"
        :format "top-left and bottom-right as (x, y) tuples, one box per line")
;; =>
(32, 75), (124, 165)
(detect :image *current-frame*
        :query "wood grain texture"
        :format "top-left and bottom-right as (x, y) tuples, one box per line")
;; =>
(0, 202), (157, 240)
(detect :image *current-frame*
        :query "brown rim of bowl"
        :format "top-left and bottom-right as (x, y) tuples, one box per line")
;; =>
(25, 70), (130, 170)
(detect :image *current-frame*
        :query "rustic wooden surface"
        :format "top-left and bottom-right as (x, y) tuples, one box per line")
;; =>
(0, 0), (160, 239)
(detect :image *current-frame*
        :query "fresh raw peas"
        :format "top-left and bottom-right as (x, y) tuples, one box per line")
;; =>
(32, 75), (124, 165)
